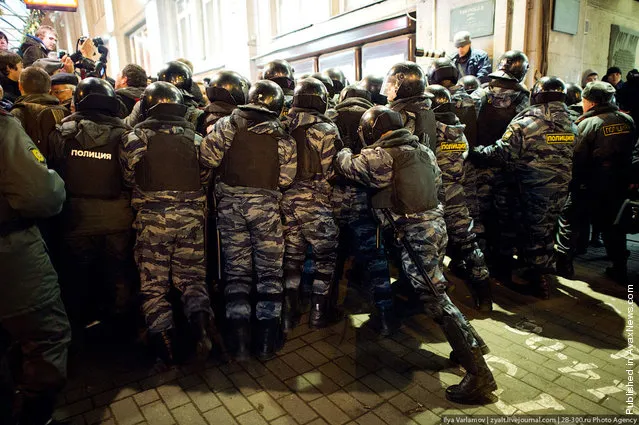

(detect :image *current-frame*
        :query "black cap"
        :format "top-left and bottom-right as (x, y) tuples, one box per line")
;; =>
(582, 81), (616, 104)
(51, 72), (78, 86)
(606, 66), (622, 76)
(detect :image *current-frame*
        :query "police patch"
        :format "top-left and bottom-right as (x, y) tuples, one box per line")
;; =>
(545, 133), (575, 144)
(501, 129), (513, 142)
(30, 148), (45, 163)
(603, 123), (631, 136)
(440, 142), (467, 152)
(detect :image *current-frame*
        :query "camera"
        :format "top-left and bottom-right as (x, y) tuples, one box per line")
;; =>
(69, 36), (109, 78)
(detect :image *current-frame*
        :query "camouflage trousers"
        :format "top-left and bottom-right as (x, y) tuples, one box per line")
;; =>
(332, 185), (392, 310)
(133, 206), (211, 333)
(443, 181), (490, 282)
(217, 194), (284, 320)
(282, 191), (339, 296)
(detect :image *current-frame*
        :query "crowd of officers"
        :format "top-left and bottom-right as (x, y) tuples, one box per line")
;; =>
(1, 45), (638, 424)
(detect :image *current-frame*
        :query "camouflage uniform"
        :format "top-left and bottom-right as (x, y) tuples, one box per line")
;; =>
(120, 113), (212, 333)
(433, 108), (489, 283)
(199, 105), (297, 320)
(125, 93), (206, 134)
(473, 101), (577, 272)
(389, 95), (438, 152)
(203, 100), (236, 134)
(283, 107), (340, 296)
(327, 97), (392, 310)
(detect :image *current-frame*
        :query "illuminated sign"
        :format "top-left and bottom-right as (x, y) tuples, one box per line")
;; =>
(24, 0), (79, 12)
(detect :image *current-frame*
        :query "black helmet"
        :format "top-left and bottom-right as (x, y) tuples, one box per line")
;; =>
(206, 70), (249, 105)
(358, 105), (404, 146)
(424, 84), (451, 110)
(338, 84), (372, 103)
(262, 59), (295, 91)
(296, 72), (311, 82)
(565, 83), (582, 106)
(74, 77), (119, 114)
(140, 81), (185, 119)
(293, 77), (329, 113)
(323, 68), (347, 96)
(310, 73), (334, 94)
(459, 75), (480, 94)
(531, 76), (567, 105)
(247, 79), (285, 115)
(428, 58), (460, 88)
(157, 61), (192, 91)
(359, 75), (387, 105)
(489, 50), (529, 83)
(381, 61), (427, 102)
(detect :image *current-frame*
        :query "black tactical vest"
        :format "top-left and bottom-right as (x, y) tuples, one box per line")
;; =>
(453, 102), (478, 148)
(476, 92), (525, 146)
(64, 127), (122, 199)
(370, 140), (438, 214)
(291, 123), (323, 181)
(335, 109), (365, 153)
(393, 101), (438, 152)
(135, 128), (201, 191)
(218, 115), (280, 190)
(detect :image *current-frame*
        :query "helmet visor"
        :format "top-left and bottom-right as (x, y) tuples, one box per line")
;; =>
(381, 74), (401, 102)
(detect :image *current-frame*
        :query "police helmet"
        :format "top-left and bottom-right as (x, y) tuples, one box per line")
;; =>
(74, 77), (119, 114)
(323, 68), (347, 96)
(530, 76), (567, 105)
(565, 83), (582, 106)
(247, 79), (285, 115)
(206, 70), (249, 106)
(296, 72), (311, 82)
(459, 75), (481, 94)
(358, 105), (404, 146)
(489, 50), (529, 83)
(381, 61), (427, 102)
(157, 61), (192, 91)
(338, 84), (372, 103)
(262, 59), (295, 91)
(293, 77), (329, 113)
(424, 84), (452, 110)
(310, 73), (334, 95)
(428, 58), (460, 88)
(359, 75), (387, 105)
(140, 81), (185, 119)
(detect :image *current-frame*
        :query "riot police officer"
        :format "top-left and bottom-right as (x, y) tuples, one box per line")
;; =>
(459, 75), (480, 95)
(334, 105), (497, 404)
(359, 74), (387, 105)
(282, 77), (341, 330)
(200, 80), (297, 361)
(203, 70), (249, 133)
(471, 77), (577, 298)
(48, 77), (135, 334)
(565, 83), (583, 121)
(263, 59), (295, 118)
(323, 67), (347, 107)
(120, 82), (213, 366)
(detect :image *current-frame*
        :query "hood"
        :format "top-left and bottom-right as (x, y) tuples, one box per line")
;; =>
(13, 93), (60, 107)
(287, 107), (333, 130)
(233, 108), (284, 135)
(516, 101), (570, 122)
(369, 128), (419, 149)
(116, 86), (145, 101)
(20, 35), (47, 52)
(580, 69), (598, 88)
(206, 100), (236, 116)
(390, 94), (433, 110)
(576, 103), (619, 124)
(335, 97), (374, 112)
(434, 105), (460, 126)
(63, 111), (128, 128)
(60, 117), (127, 149)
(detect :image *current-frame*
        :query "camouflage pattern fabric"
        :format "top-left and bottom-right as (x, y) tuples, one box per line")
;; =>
(283, 108), (340, 295)
(200, 106), (297, 320)
(473, 101), (577, 271)
(204, 101), (236, 134)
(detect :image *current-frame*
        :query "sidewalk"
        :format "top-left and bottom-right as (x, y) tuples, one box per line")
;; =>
(54, 240), (638, 424)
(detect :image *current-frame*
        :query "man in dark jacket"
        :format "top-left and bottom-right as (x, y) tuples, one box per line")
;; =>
(0, 107), (70, 425)
(115, 64), (147, 118)
(556, 81), (639, 284)
(20, 25), (58, 67)
(449, 31), (492, 84)
(0, 51), (23, 104)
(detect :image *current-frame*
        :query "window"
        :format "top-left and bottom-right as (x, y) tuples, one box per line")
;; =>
(343, 0), (378, 12)
(290, 58), (315, 76)
(318, 48), (356, 84)
(361, 36), (411, 77)
(276, 0), (330, 35)
(202, 0), (222, 62)
(176, 0), (193, 58)
(128, 24), (152, 75)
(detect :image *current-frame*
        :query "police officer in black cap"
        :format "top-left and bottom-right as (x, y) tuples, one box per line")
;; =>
(556, 81), (638, 284)
(203, 70), (249, 133)
(48, 77), (135, 336)
(263, 59), (295, 118)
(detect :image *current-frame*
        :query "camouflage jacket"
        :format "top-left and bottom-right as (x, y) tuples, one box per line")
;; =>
(434, 109), (468, 186)
(326, 96), (374, 152)
(120, 115), (207, 210)
(286, 107), (341, 197)
(204, 101), (236, 134)
(200, 104), (297, 199)
(474, 101), (578, 182)
(471, 84), (530, 118)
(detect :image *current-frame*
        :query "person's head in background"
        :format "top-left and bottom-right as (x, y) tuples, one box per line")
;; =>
(18, 66), (51, 96)
(0, 32), (9, 51)
(35, 25), (57, 51)
(0, 51), (23, 81)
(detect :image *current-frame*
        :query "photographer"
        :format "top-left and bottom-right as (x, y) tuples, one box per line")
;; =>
(68, 37), (108, 80)
(115, 64), (147, 117)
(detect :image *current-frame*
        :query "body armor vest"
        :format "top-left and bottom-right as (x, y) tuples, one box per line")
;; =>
(476, 92), (524, 146)
(64, 127), (122, 199)
(370, 140), (438, 214)
(335, 109), (365, 152)
(135, 128), (201, 191)
(291, 123), (323, 181)
(453, 103), (478, 148)
(218, 115), (280, 190)
(394, 101), (438, 152)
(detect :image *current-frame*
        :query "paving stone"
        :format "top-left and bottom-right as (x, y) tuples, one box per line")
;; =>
(264, 357), (297, 381)
(56, 399), (94, 420)
(335, 355), (369, 379)
(93, 385), (140, 407)
(281, 351), (315, 374)
(344, 380), (385, 409)
(217, 389), (254, 416)
(66, 387), (88, 404)
(300, 370), (340, 395)
(269, 415), (298, 425)
(411, 371), (444, 392)
(157, 384), (191, 409)
(410, 408), (441, 425)
(296, 345), (330, 367)
(228, 371), (260, 397)
(318, 362), (356, 387)
(84, 407), (112, 425)
(360, 373), (400, 399)
(186, 383), (222, 413)
(202, 406), (237, 425)
(134, 389), (160, 407)
(354, 412), (386, 425)
(301, 328), (335, 344)
(98, 419), (116, 425)
(520, 372), (572, 400)
(279, 393), (319, 424)
(140, 368), (182, 390)
(285, 375), (323, 402)
(278, 337), (307, 355)
(255, 371), (290, 400)
(171, 402), (207, 425)
(241, 359), (270, 378)
(562, 392), (616, 414)
(110, 397), (145, 425)
(220, 362), (244, 375)
(388, 390), (422, 413)
(309, 396), (350, 425)
(140, 401), (175, 425)
(246, 391), (285, 421)
(178, 374), (204, 389)
(327, 390), (369, 419)
(376, 368), (413, 390)
(374, 402), (418, 425)
(201, 367), (234, 392)
(311, 340), (344, 360)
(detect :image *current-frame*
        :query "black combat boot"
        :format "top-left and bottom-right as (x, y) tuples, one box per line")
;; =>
(190, 311), (213, 362)
(309, 294), (329, 329)
(369, 307), (400, 337)
(282, 289), (300, 334)
(472, 279), (493, 312)
(529, 270), (554, 300)
(254, 318), (281, 361)
(150, 329), (177, 366)
(555, 253), (574, 279)
(227, 319), (251, 362)
(449, 322), (491, 364)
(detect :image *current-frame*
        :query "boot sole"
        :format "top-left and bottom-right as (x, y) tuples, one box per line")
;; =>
(445, 380), (498, 405)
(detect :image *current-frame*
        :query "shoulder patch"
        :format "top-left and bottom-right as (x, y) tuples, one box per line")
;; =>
(602, 123), (631, 137)
(501, 129), (513, 142)
(30, 147), (45, 163)
(545, 133), (575, 144)
(440, 141), (467, 152)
